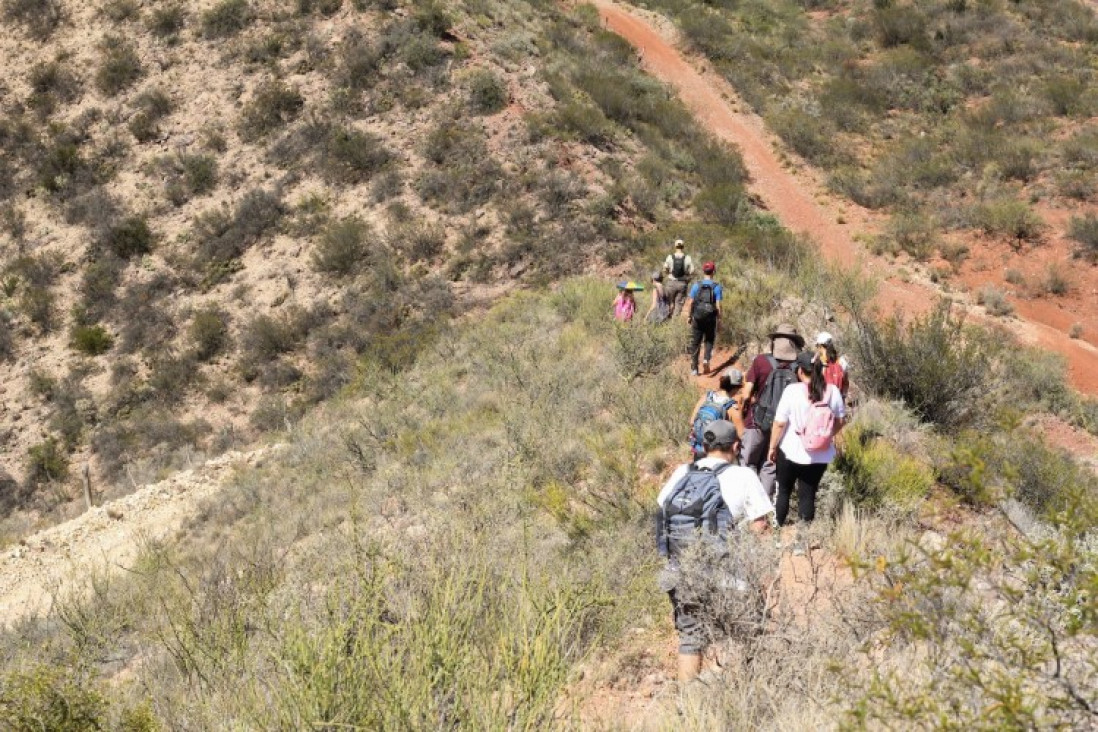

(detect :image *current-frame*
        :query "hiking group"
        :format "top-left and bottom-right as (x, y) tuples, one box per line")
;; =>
(633, 238), (851, 682)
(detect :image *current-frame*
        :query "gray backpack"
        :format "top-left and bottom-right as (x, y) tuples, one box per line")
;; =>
(657, 463), (733, 560)
(753, 355), (797, 432)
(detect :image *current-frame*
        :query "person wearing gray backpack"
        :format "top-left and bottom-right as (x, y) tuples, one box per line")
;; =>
(655, 420), (773, 681)
(736, 324), (804, 499)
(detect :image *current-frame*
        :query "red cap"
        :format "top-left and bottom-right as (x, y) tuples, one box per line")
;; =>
(702, 261), (716, 274)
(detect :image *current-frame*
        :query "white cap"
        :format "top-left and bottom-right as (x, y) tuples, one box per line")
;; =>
(815, 331), (833, 346)
(674, 239), (684, 248)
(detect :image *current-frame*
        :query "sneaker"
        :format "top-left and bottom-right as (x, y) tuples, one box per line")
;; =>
(702, 361), (710, 374)
(791, 542), (806, 557)
(690, 369), (699, 376)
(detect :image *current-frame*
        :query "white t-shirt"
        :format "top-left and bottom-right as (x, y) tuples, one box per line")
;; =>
(775, 382), (845, 465)
(656, 457), (773, 525)
(664, 253), (694, 280)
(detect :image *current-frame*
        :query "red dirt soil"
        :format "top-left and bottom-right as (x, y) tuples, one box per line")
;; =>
(596, 0), (1098, 396)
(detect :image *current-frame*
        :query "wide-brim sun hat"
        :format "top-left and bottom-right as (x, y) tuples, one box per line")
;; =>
(617, 280), (645, 291)
(769, 323), (804, 360)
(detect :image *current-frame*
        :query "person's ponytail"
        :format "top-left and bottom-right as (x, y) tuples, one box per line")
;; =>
(808, 359), (826, 403)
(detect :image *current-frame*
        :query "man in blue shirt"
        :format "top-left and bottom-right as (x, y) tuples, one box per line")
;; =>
(684, 261), (722, 376)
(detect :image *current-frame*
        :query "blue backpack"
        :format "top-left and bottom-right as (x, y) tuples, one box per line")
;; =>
(690, 391), (734, 456)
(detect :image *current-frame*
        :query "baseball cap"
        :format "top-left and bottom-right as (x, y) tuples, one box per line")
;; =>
(723, 367), (743, 387)
(795, 351), (816, 373)
(702, 261), (716, 274)
(815, 331), (833, 346)
(674, 239), (685, 249)
(702, 420), (737, 450)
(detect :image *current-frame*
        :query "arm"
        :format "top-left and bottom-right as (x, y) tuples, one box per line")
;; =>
(683, 296), (693, 321)
(737, 382), (755, 418)
(767, 419), (788, 464)
(749, 516), (770, 535)
(729, 402), (746, 442)
(644, 289), (659, 318)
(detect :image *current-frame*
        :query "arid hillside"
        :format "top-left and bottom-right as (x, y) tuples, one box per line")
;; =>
(0, 0), (752, 537)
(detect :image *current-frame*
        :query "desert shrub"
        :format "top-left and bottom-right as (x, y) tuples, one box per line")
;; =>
(146, 351), (199, 404)
(201, 0), (252, 38)
(189, 306), (231, 361)
(0, 666), (111, 730)
(848, 301), (998, 429)
(116, 274), (177, 353)
(95, 36), (143, 96)
(191, 188), (283, 275)
(70, 324), (113, 355)
(91, 409), (211, 481)
(25, 437), (68, 487)
(1061, 127), (1098, 168)
(165, 153), (218, 205)
(976, 286), (1013, 317)
(416, 121), (501, 213)
(466, 69), (508, 115)
(769, 108), (847, 168)
(389, 221), (445, 262)
(833, 424), (932, 517)
(2, 0), (63, 39)
(312, 216), (370, 276)
(19, 288), (55, 333)
(694, 183), (748, 226)
(148, 3), (184, 37)
(79, 256), (124, 323)
(36, 139), (83, 194)
(27, 60), (83, 115)
(296, 0), (341, 15)
(873, 4), (929, 48)
(129, 87), (173, 142)
(101, 0), (139, 22)
(101, 215), (155, 258)
(1039, 265), (1070, 296)
(613, 322), (686, 379)
(334, 30), (381, 90)
(1068, 212), (1098, 262)
(239, 306), (320, 369)
(319, 126), (392, 184)
(239, 81), (304, 140)
(972, 199), (1044, 244)
(1043, 74), (1090, 117)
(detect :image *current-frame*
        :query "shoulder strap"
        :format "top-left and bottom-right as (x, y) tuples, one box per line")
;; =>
(765, 354), (778, 372)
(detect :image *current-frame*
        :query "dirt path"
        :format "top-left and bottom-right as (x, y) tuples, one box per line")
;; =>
(596, 0), (1098, 396)
(0, 445), (279, 626)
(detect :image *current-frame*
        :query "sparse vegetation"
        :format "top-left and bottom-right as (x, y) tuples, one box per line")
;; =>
(467, 68), (508, 114)
(238, 80), (304, 140)
(311, 216), (370, 276)
(2, 0), (63, 39)
(95, 35), (143, 96)
(201, 0), (252, 39)
(1069, 213), (1098, 262)
(70, 324), (114, 355)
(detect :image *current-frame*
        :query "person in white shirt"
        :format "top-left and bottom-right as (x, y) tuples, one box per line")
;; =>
(662, 239), (695, 317)
(656, 420), (773, 681)
(766, 352), (846, 530)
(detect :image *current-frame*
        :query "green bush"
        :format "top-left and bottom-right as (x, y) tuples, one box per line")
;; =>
(70, 324), (114, 355)
(201, 0), (251, 38)
(848, 301), (999, 429)
(312, 216), (370, 276)
(129, 87), (173, 143)
(976, 286), (1013, 317)
(390, 221), (445, 262)
(832, 424), (932, 516)
(25, 437), (68, 487)
(27, 60), (83, 114)
(320, 126), (392, 184)
(972, 199), (1044, 244)
(0, 667), (109, 730)
(1068, 212), (1098, 262)
(95, 35), (143, 96)
(101, 0), (140, 23)
(887, 212), (938, 261)
(148, 3), (184, 37)
(102, 215), (155, 258)
(296, 0), (341, 16)
(467, 69), (508, 115)
(191, 188), (283, 275)
(189, 306), (231, 361)
(165, 153), (218, 205)
(239, 81), (304, 140)
(2, 0), (63, 39)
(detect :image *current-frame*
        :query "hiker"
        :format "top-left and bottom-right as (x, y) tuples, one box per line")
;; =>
(737, 324), (804, 498)
(814, 331), (849, 398)
(687, 368), (746, 460)
(684, 262), (721, 376)
(767, 352), (846, 538)
(656, 420), (773, 681)
(613, 283), (638, 322)
(662, 239), (695, 317)
(645, 270), (670, 324)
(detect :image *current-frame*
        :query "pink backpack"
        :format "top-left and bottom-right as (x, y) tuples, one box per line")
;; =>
(797, 384), (835, 451)
(614, 295), (635, 322)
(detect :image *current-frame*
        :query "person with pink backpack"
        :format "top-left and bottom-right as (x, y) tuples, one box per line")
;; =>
(766, 351), (846, 543)
(613, 287), (637, 322)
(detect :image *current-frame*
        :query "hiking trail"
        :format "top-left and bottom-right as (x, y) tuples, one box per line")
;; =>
(596, 0), (1098, 396)
(0, 445), (281, 627)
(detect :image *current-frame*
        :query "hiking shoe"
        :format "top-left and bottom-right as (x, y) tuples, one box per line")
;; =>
(702, 361), (710, 374)
(690, 369), (699, 376)
(791, 542), (806, 557)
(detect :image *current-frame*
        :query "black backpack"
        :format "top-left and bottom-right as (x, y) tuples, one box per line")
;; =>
(753, 355), (797, 432)
(692, 282), (718, 323)
(671, 253), (687, 278)
(657, 463), (733, 559)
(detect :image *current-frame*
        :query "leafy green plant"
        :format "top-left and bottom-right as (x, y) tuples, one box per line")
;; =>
(102, 215), (155, 258)
(95, 35), (143, 96)
(25, 437), (68, 487)
(467, 69), (508, 114)
(70, 324), (113, 355)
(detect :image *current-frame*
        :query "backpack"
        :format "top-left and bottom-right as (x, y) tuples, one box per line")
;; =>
(753, 355), (797, 432)
(656, 463), (733, 559)
(692, 282), (717, 323)
(797, 384), (835, 451)
(671, 253), (687, 278)
(689, 391), (733, 456)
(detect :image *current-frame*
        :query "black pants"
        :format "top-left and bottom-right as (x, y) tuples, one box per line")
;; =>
(774, 450), (829, 526)
(689, 317), (717, 371)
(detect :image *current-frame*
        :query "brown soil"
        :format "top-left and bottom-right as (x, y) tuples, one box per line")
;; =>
(596, 0), (1098, 396)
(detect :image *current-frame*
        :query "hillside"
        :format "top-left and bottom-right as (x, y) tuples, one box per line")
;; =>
(0, 0), (749, 539)
(0, 0), (1096, 728)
